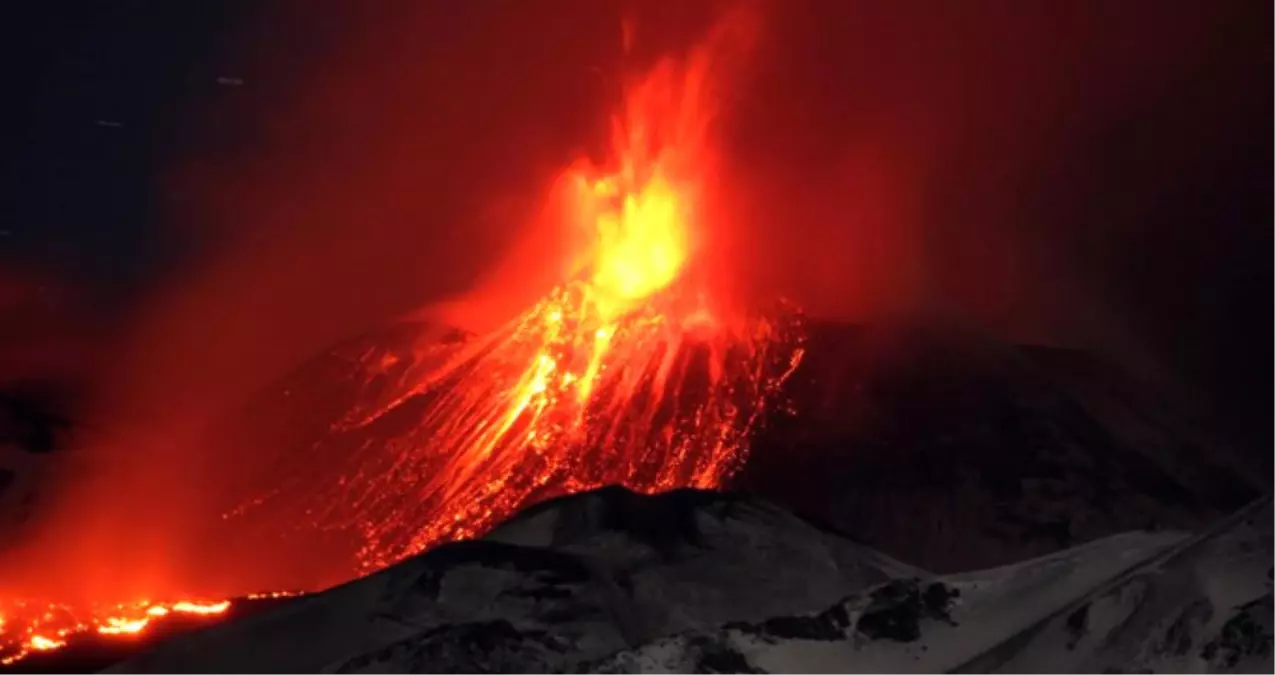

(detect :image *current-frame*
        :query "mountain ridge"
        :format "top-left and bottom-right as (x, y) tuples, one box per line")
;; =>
(108, 487), (1272, 673)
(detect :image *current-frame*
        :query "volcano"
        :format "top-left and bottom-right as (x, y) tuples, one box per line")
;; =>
(178, 6), (807, 593)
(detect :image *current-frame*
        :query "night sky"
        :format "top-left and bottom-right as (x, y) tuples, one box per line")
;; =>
(2, 2), (243, 292)
(0, 1), (1270, 444)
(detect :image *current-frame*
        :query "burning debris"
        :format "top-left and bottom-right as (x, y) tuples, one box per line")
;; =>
(0, 7), (804, 666)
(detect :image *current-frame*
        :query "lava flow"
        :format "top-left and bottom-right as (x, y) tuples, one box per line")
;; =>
(0, 591), (304, 666)
(0, 599), (230, 666)
(0, 8), (804, 666)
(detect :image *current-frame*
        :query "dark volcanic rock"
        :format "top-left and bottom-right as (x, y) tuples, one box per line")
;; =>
(1201, 595), (1273, 670)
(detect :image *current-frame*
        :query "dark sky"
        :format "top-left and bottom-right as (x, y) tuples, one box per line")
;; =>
(1, 2), (240, 291)
(0, 1), (1270, 440)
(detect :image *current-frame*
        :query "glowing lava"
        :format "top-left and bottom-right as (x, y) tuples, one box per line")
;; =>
(217, 7), (804, 574)
(0, 8), (804, 666)
(0, 599), (235, 665)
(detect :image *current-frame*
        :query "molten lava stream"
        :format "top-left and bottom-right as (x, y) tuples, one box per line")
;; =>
(0, 7), (804, 667)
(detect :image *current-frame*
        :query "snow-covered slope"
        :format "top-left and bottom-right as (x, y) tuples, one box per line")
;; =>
(595, 494), (1271, 674)
(110, 489), (1270, 673)
(110, 488), (925, 673)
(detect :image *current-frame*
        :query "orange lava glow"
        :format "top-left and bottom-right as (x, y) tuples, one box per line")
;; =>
(219, 7), (804, 573)
(0, 8), (803, 667)
(0, 599), (232, 665)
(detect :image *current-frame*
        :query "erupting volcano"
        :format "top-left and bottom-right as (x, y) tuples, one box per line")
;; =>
(218, 6), (805, 577)
(0, 9), (806, 666)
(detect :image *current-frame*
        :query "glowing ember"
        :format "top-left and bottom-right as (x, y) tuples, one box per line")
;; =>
(27, 636), (62, 651)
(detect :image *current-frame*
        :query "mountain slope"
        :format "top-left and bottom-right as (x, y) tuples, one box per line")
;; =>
(592, 494), (1272, 674)
(109, 489), (1272, 673)
(111, 488), (924, 673)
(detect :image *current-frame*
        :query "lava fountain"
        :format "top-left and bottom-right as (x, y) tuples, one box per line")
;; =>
(0, 7), (805, 664)
(207, 4), (805, 578)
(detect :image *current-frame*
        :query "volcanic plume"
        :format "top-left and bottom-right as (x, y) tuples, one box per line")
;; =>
(214, 4), (805, 578)
(0, 7), (805, 664)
